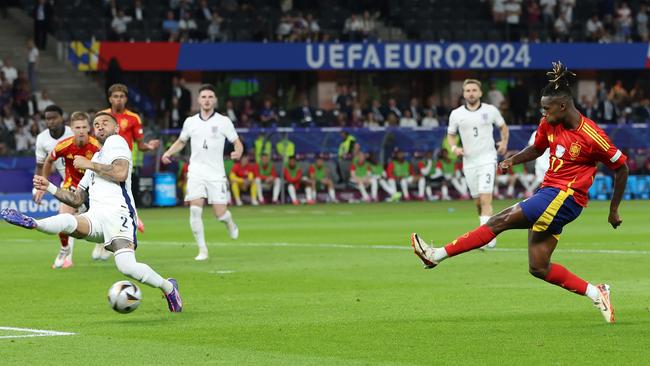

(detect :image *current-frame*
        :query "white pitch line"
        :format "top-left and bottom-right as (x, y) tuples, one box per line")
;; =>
(7, 238), (650, 255)
(137, 240), (650, 256)
(0, 326), (75, 340)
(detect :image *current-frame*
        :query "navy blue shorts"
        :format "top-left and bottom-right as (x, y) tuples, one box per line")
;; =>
(519, 187), (583, 235)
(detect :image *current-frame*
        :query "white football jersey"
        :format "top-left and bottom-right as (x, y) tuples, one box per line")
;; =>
(35, 126), (73, 178)
(78, 135), (135, 213)
(447, 103), (505, 169)
(528, 130), (550, 175)
(179, 111), (238, 181)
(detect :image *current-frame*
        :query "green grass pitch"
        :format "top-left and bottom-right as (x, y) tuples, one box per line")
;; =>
(1, 200), (649, 365)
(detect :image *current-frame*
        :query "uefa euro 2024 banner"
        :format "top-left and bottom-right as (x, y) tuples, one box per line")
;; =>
(73, 42), (650, 71)
(0, 193), (60, 218)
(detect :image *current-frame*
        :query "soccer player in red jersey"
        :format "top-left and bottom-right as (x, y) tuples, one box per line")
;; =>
(42, 112), (101, 268)
(411, 62), (628, 323)
(100, 84), (159, 236)
(229, 154), (258, 206)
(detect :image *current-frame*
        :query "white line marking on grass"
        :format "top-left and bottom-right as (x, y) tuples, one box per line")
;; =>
(208, 270), (235, 274)
(7, 237), (648, 255)
(0, 326), (75, 339)
(139, 241), (650, 255)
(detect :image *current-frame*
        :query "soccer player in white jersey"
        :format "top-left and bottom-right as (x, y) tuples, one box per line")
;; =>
(162, 84), (243, 261)
(528, 130), (550, 190)
(1, 112), (183, 312)
(32, 104), (74, 267)
(447, 79), (509, 248)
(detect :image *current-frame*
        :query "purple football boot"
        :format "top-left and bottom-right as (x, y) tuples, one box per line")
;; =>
(164, 278), (183, 312)
(1, 208), (37, 229)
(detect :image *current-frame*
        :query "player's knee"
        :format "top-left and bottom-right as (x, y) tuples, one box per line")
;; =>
(528, 265), (548, 279)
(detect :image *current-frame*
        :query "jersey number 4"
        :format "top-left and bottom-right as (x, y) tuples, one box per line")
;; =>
(203, 140), (208, 149)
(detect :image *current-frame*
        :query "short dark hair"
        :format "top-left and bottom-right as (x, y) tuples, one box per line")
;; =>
(93, 111), (118, 124)
(43, 104), (63, 116)
(198, 84), (216, 95)
(541, 61), (575, 100)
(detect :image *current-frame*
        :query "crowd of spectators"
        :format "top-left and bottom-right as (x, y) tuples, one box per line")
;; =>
(20, 0), (648, 43)
(490, 0), (648, 43)
(0, 36), (61, 156)
(181, 80), (648, 131)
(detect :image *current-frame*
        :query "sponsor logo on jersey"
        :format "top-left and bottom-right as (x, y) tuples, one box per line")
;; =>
(556, 144), (566, 158)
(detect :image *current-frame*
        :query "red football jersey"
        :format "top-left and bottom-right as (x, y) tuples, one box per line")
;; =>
(50, 136), (101, 189)
(231, 162), (256, 178)
(533, 115), (627, 206)
(100, 108), (143, 150)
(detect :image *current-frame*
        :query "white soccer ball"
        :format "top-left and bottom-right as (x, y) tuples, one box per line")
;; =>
(107, 280), (142, 314)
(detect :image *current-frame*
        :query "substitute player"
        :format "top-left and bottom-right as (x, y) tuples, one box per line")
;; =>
(412, 62), (628, 323)
(229, 154), (258, 206)
(254, 153), (281, 204)
(447, 79), (509, 248)
(42, 112), (101, 268)
(33, 104), (73, 265)
(162, 84), (242, 261)
(100, 83), (159, 237)
(2, 112), (182, 312)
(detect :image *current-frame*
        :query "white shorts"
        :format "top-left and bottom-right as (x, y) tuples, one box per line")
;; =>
(463, 163), (496, 198)
(185, 176), (229, 204)
(79, 207), (137, 247)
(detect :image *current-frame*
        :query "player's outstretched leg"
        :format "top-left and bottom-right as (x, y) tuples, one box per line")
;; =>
(1, 208), (37, 229)
(410, 228), (495, 269)
(593, 284), (614, 323)
(113, 245), (182, 312)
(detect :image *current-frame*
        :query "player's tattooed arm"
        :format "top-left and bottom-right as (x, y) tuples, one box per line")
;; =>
(90, 159), (130, 182)
(54, 187), (89, 208)
(32, 175), (88, 208)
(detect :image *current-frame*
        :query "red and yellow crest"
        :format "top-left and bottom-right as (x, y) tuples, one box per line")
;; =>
(120, 119), (129, 129)
(569, 142), (581, 160)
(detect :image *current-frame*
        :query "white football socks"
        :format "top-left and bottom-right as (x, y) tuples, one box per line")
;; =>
(480, 215), (496, 248)
(585, 283), (599, 302)
(114, 248), (173, 294)
(189, 205), (206, 250)
(36, 213), (78, 235)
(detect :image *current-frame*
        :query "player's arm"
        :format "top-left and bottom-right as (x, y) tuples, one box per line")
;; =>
(73, 156), (129, 183)
(608, 161), (628, 229)
(161, 138), (187, 164)
(230, 138), (243, 160)
(42, 154), (55, 179)
(446, 133), (463, 157)
(33, 175), (88, 208)
(496, 123), (509, 155)
(499, 145), (544, 172)
(136, 137), (160, 152)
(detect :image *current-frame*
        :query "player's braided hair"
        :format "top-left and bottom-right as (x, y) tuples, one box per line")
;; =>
(541, 61), (576, 99)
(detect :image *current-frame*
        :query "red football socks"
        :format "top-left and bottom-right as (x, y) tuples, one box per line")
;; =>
(58, 233), (69, 248)
(443, 225), (496, 257)
(543, 263), (588, 295)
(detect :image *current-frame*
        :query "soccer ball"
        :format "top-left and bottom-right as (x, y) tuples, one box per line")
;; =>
(107, 280), (142, 314)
